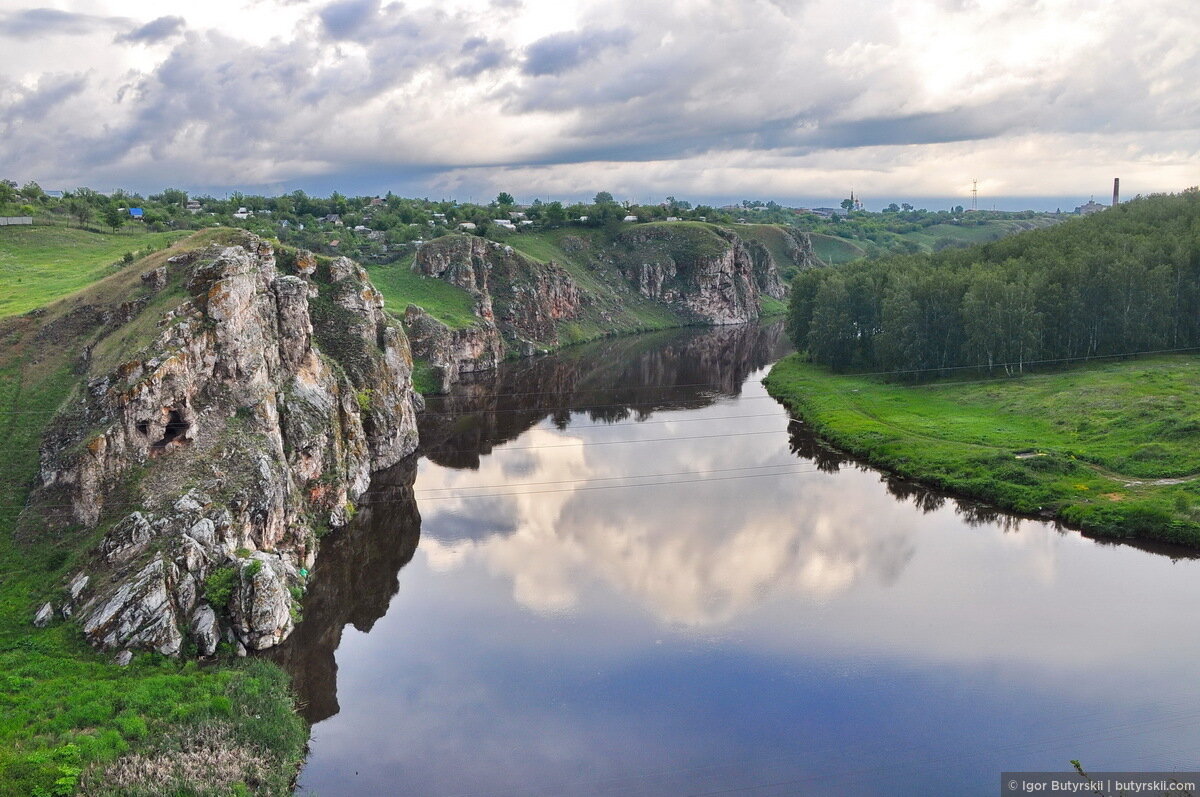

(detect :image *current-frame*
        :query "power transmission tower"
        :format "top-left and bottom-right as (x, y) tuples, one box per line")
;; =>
(971, 179), (978, 211)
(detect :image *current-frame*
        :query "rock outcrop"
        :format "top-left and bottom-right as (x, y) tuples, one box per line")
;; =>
(615, 226), (761, 324)
(402, 305), (504, 393)
(746, 242), (788, 300)
(401, 226), (790, 392)
(412, 235), (583, 353)
(782, 228), (822, 271)
(32, 234), (420, 656)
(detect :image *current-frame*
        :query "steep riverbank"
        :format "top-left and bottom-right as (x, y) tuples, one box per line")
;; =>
(368, 223), (801, 393)
(764, 354), (1200, 546)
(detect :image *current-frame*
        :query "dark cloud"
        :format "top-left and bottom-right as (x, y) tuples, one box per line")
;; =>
(318, 0), (380, 40)
(522, 28), (632, 76)
(0, 8), (119, 37)
(115, 16), (185, 44)
(454, 37), (510, 77)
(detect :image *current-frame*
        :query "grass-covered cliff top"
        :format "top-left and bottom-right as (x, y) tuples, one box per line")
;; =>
(0, 224), (191, 318)
(362, 251), (478, 330)
(0, 230), (306, 795)
(765, 354), (1200, 546)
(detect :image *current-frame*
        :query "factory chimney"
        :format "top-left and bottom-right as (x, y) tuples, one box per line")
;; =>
(1112, 178), (1120, 208)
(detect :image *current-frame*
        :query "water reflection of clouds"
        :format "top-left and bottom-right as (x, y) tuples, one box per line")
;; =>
(417, 405), (921, 626)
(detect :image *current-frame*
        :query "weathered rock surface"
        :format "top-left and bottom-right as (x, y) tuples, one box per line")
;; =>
(402, 304), (503, 393)
(412, 235), (582, 352)
(32, 234), (421, 656)
(615, 226), (761, 324)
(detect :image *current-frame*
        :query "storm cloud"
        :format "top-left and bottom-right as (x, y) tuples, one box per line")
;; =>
(0, 0), (1197, 205)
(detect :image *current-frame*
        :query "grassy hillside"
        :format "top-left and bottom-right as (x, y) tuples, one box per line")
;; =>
(765, 354), (1200, 545)
(0, 224), (190, 318)
(809, 233), (867, 264)
(364, 253), (478, 329)
(0, 230), (305, 795)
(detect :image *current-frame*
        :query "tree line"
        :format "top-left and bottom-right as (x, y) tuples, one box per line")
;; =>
(787, 190), (1200, 376)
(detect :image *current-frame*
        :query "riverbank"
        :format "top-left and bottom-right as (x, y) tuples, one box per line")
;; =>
(763, 354), (1200, 546)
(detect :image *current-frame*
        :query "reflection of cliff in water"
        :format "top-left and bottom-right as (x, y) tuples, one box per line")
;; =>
(267, 456), (421, 724)
(420, 320), (791, 470)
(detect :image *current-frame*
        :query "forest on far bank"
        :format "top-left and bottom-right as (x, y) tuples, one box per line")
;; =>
(787, 189), (1200, 376)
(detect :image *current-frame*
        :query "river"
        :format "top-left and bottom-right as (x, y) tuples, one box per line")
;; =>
(272, 320), (1200, 796)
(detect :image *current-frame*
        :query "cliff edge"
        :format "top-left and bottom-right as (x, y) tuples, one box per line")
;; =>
(28, 233), (420, 658)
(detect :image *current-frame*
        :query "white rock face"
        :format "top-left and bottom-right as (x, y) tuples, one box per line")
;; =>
(36, 235), (421, 657)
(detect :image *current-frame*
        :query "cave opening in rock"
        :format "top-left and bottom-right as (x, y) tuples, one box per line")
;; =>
(152, 409), (189, 450)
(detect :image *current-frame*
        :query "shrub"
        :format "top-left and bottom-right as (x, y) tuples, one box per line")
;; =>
(203, 566), (238, 609)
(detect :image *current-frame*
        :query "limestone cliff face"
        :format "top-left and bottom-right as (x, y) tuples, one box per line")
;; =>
(783, 228), (822, 271)
(745, 240), (788, 300)
(33, 235), (420, 657)
(410, 235), (583, 367)
(402, 305), (504, 392)
(616, 226), (761, 325)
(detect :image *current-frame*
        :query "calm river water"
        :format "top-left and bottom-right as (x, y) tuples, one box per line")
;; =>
(274, 320), (1200, 796)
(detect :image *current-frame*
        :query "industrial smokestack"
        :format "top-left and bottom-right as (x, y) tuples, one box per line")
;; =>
(1113, 178), (1120, 207)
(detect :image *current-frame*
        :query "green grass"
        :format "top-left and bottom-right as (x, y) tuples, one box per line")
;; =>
(764, 354), (1200, 544)
(0, 235), (306, 795)
(365, 255), (478, 329)
(759, 295), (787, 316)
(0, 224), (189, 318)
(410, 359), (440, 395)
(809, 233), (867, 264)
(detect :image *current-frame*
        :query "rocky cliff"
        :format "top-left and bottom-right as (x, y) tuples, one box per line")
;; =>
(391, 225), (792, 393)
(405, 235), (584, 381)
(30, 233), (420, 657)
(613, 225), (762, 324)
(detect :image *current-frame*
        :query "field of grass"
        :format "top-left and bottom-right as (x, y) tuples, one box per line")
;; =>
(364, 254), (478, 329)
(809, 233), (867, 264)
(764, 354), (1200, 544)
(0, 234), (306, 794)
(0, 224), (190, 318)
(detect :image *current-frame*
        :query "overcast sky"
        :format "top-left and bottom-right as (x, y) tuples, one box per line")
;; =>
(1, 0), (1197, 208)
